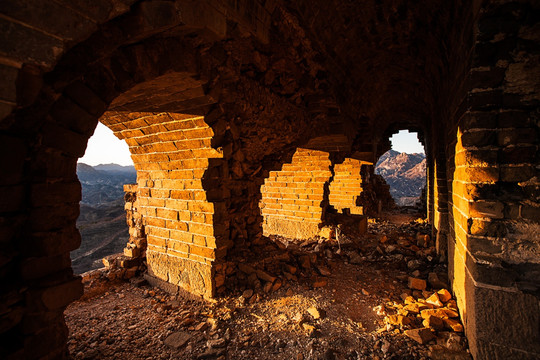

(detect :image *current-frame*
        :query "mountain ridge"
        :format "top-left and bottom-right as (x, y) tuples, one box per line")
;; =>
(375, 150), (426, 206)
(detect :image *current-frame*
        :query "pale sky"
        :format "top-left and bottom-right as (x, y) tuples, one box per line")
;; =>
(79, 123), (133, 166)
(79, 124), (425, 166)
(390, 130), (424, 154)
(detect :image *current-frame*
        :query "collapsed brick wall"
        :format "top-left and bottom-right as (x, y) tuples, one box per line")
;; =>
(260, 148), (332, 239)
(123, 184), (146, 259)
(328, 158), (366, 215)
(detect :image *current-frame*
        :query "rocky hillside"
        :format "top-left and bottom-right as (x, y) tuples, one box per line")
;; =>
(375, 150), (426, 206)
(72, 163), (137, 274)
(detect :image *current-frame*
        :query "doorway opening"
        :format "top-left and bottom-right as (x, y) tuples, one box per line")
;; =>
(72, 122), (136, 274)
(375, 130), (426, 210)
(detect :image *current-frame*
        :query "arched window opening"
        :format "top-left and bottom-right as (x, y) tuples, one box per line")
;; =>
(72, 123), (136, 274)
(376, 130), (426, 210)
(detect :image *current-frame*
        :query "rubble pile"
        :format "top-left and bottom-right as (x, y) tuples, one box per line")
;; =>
(79, 254), (146, 299)
(215, 235), (337, 297)
(66, 214), (472, 359)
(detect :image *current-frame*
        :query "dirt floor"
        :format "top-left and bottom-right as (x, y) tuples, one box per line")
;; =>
(66, 212), (471, 360)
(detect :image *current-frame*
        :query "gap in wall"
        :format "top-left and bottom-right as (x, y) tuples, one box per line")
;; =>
(375, 130), (426, 209)
(72, 122), (136, 274)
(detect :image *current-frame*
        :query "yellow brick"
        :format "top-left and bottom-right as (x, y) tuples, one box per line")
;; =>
(169, 240), (189, 253)
(166, 220), (188, 231)
(146, 217), (166, 227)
(147, 235), (166, 248)
(156, 208), (178, 219)
(170, 190), (194, 200)
(189, 201), (214, 213)
(190, 245), (215, 259)
(170, 229), (192, 243)
(189, 222), (214, 236)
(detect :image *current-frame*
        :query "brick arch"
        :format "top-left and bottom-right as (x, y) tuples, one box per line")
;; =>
(3, 1), (538, 359)
(97, 72), (222, 298)
(0, 1), (351, 355)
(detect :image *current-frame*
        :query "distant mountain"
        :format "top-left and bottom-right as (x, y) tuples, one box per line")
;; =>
(77, 163), (136, 206)
(73, 163), (136, 274)
(375, 150), (426, 206)
(94, 163), (137, 174)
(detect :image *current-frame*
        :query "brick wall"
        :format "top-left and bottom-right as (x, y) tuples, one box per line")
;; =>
(103, 111), (225, 298)
(260, 148), (332, 239)
(444, 2), (540, 358)
(328, 158), (368, 215)
(123, 184), (146, 259)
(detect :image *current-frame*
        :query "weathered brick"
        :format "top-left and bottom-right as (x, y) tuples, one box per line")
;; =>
(41, 121), (89, 158)
(500, 165), (535, 182)
(39, 277), (83, 310)
(469, 201), (504, 219)
(64, 81), (108, 117)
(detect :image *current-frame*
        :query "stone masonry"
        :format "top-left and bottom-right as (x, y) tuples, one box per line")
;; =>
(123, 184), (146, 260)
(328, 157), (370, 216)
(0, 1), (538, 359)
(260, 148), (332, 239)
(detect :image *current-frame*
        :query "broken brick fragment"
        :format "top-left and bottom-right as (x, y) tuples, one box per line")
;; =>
(408, 277), (427, 290)
(404, 327), (436, 344)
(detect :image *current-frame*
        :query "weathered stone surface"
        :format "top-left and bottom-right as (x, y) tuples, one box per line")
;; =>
(164, 331), (191, 349)
(408, 277), (427, 291)
(0, 1), (538, 360)
(307, 306), (325, 320)
(40, 277), (84, 310)
(404, 327), (436, 344)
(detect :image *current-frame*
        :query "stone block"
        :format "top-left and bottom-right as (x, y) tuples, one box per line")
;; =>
(408, 277), (427, 290)
(469, 201), (504, 219)
(500, 165), (535, 182)
(0, 64), (18, 103)
(22, 314), (68, 358)
(0, 17), (63, 67)
(460, 271), (540, 359)
(460, 129), (497, 147)
(30, 181), (81, 207)
(28, 227), (81, 257)
(41, 121), (89, 158)
(29, 203), (79, 232)
(64, 81), (108, 117)
(54, 0), (116, 22)
(124, 246), (141, 258)
(20, 254), (71, 280)
(40, 277), (83, 310)
(0, 134), (26, 186)
(404, 327), (436, 344)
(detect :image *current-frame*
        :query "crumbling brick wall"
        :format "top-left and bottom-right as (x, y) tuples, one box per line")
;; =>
(328, 158), (368, 215)
(0, 1), (538, 359)
(123, 184), (146, 259)
(260, 148), (332, 239)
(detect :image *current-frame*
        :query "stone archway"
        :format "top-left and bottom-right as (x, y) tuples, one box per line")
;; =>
(0, 1), (539, 359)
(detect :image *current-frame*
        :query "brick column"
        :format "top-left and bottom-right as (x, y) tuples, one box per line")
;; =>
(103, 111), (227, 299)
(425, 137), (435, 225)
(260, 148), (332, 239)
(433, 140), (450, 257)
(447, 3), (540, 358)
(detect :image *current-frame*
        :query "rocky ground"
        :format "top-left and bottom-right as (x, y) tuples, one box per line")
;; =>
(66, 213), (471, 360)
